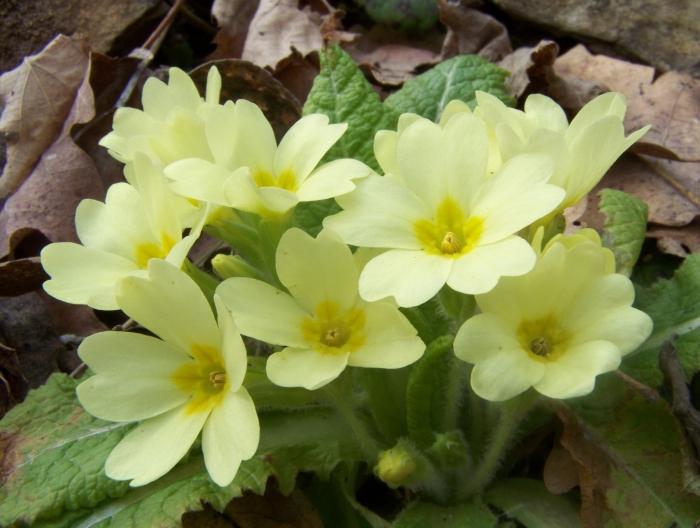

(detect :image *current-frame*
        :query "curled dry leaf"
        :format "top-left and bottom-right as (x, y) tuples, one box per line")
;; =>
(438, 0), (512, 62)
(0, 342), (27, 419)
(554, 45), (700, 162)
(273, 50), (320, 104)
(343, 26), (441, 87)
(498, 40), (560, 99)
(242, 0), (324, 70)
(543, 441), (580, 495)
(0, 35), (91, 198)
(190, 59), (301, 140)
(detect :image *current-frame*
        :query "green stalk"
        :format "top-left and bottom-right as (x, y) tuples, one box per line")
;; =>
(459, 391), (538, 498)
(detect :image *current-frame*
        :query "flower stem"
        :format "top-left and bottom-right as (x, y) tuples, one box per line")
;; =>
(460, 391), (538, 498)
(324, 378), (383, 461)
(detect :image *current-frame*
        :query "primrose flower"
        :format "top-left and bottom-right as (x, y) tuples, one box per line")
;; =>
(475, 91), (649, 210)
(453, 230), (653, 401)
(216, 228), (425, 390)
(41, 156), (202, 310)
(164, 99), (373, 216)
(100, 67), (221, 166)
(324, 112), (565, 307)
(77, 259), (259, 486)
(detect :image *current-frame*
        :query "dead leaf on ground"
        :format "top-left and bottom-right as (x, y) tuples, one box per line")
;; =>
(554, 45), (700, 162)
(0, 35), (91, 198)
(241, 0), (325, 70)
(438, 0), (511, 62)
(343, 26), (441, 87)
(210, 0), (261, 59)
(543, 441), (580, 495)
(273, 50), (320, 105)
(567, 154), (700, 257)
(498, 40), (560, 99)
(190, 59), (301, 140)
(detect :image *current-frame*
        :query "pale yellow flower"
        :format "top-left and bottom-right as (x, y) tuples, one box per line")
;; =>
(454, 230), (653, 401)
(324, 112), (565, 307)
(216, 228), (424, 390)
(100, 67), (221, 167)
(164, 100), (373, 216)
(41, 156), (203, 310)
(77, 259), (259, 487)
(475, 91), (649, 210)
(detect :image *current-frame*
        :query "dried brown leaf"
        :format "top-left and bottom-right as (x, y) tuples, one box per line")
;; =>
(543, 441), (580, 495)
(498, 40), (559, 99)
(224, 487), (323, 528)
(439, 0), (512, 62)
(343, 26), (441, 87)
(0, 257), (46, 297)
(273, 50), (320, 105)
(210, 0), (261, 59)
(0, 342), (27, 419)
(0, 35), (90, 197)
(241, 0), (324, 70)
(554, 45), (700, 162)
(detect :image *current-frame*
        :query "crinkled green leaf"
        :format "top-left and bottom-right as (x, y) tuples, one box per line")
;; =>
(303, 44), (398, 171)
(570, 376), (700, 527)
(405, 335), (462, 447)
(393, 500), (497, 528)
(599, 189), (648, 276)
(485, 479), (582, 528)
(1, 373), (360, 528)
(0, 373), (131, 526)
(384, 55), (514, 121)
(624, 254), (700, 385)
(293, 198), (341, 236)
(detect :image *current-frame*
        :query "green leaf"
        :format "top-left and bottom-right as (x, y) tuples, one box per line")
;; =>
(485, 478), (582, 528)
(303, 45), (398, 171)
(384, 55), (515, 121)
(400, 299), (452, 345)
(0, 373), (361, 527)
(393, 500), (497, 528)
(405, 335), (462, 447)
(293, 198), (341, 236)
(598, 189), (648, 276)
(0, 373), (131, 526)
(357, 368), (410, 443)
(624, 254), (700, 385)
(570, 376), (700, 527)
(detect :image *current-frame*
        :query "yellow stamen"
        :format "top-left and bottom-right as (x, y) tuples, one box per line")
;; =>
(517, 316), (570, 362)
(413, 197), (483, 258)
(440, 231), (462, 254)
(301, 300), (366, 354)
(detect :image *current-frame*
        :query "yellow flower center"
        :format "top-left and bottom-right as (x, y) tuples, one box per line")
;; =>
(517, 316), (571, 362)
(413, 197), (483, 258)
(253, 168), (297, 191)
(301, 300), (366, 354)
(171, 344), (227, 414)
(134, 232), (176, 268)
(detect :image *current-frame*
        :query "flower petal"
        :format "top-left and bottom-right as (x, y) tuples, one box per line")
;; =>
(41, 243), (139, 310)
(374, 130), (398, 175)
(347, 302), (424, 368)
(524, 94), (568, 131)
(534, 340), (620, 399)
(117, 259), (220, 352)
(471, 154), (564, 244)
(105, 405), (208, 487)
(447, 236), (535, 295)
(276, 228), (358, 312)
(202, 387), (260, 486)
(325, 176), (429, 249)
(454, 313), (521, 364)
(216, 277), (309, 348)
(470, 349), (545, 401)
(165, 159), (240, 206)
(297, 159), (373, 202)
(229, 99), (277, 173)
(569, 305), (652, 356)
(359, 249), (452, 307)
(274, 114), (346, 182)
(266, 347), (349, 390)
(214, 295), (248, 390)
